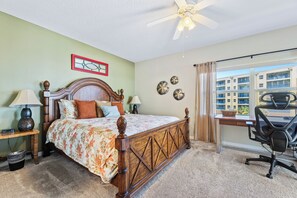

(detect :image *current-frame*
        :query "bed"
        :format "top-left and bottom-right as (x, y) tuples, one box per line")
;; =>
(41, 77), (191, 198)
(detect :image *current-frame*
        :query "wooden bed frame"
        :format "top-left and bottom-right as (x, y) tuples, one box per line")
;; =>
(41, 77), (191, 198)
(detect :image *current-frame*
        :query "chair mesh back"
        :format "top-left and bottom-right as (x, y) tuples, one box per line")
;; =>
(255, 92), (297, 148)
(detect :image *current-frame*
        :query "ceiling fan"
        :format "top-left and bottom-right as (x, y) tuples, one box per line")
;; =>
(147, 0), (218, 40)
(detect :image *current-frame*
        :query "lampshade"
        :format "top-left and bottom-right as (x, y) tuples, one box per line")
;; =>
(10, 89), (42, 107)
(130, 96), (141, 105)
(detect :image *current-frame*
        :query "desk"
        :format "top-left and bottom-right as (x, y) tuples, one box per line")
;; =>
(0, 130), (39, 164)
(215, 115), (255, 153)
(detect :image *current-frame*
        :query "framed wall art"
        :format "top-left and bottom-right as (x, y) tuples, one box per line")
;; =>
(71, 54), (109, 76)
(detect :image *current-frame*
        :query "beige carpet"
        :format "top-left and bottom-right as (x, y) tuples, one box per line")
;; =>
(0, 141), (296, 198)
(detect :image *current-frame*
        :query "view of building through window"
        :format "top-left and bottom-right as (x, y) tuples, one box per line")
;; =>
(216, 63), (297, 117)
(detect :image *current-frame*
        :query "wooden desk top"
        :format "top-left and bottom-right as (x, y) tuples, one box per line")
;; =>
(0, 129), (39, 140)
(215, 115), (255, 121)
(215, 115), (255, 127)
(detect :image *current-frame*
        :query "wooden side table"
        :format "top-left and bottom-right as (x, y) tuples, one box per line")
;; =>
(0, 129), (39, 164)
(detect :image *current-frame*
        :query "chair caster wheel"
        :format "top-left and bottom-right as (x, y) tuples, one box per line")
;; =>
(266, 174), (273, 179)
(245, 161), (249, 165)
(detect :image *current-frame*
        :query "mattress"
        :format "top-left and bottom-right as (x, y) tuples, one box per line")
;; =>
(46, 114), (179, 183)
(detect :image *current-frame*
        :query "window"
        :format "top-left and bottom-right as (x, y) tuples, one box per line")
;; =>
(267, 71), (290, 80)
(216, 63), (297, 117)
(227, 80), (230, 83)
(217, 93), (225, 98)
(267, 80), (290, 88)
(217, 80), (225, 86)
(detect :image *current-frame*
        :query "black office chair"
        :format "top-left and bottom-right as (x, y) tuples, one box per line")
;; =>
(245, 92), (297, 179)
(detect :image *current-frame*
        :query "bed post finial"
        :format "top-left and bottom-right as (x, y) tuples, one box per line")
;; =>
(115, 116), (129, 198)
(43, 80), (50, 91)
(117, 116), (127, 137)
(184, 107), (191, 149)
(119, 89), (124, 101)
(185, 107), (189, 119)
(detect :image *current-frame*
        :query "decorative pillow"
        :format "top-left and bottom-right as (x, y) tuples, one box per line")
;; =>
(95, 100), (111, 118)
(59, 99), (78, 119)
(75, 100), (97, 119)
(111, 101), (125, 115)
(100, 106), (120, 117)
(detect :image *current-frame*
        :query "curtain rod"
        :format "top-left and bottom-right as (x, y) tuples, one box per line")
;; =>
(193, 47), (297, 67)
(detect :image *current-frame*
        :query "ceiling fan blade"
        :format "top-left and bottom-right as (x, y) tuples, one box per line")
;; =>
(194, 0), (216, 11)
(173, 19), (183, 40)
(175, 0), (187, 8)
(173, 29), (182, 40)
(192, 14), (218, 29)
(147, 14), (179, 27)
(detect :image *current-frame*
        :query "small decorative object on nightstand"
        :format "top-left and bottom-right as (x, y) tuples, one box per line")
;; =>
(130, 96), (141, 114)
(9, 90), (42, 131)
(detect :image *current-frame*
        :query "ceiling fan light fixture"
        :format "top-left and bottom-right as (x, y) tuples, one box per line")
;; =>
(187, 21), (196, 30)
(177, 19), (185, 31)
(183, 16), (192, 25)
(183, 16), (195, 30)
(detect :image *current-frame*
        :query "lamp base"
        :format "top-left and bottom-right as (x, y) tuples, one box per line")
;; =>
(132, 104), (138, 114)
(18, 107), (34, 132)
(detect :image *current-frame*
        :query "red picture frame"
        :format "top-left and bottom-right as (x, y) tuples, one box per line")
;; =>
(71, 54), (109, 76)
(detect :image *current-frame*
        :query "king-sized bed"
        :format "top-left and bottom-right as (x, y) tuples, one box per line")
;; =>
(41, 77), (190, 198)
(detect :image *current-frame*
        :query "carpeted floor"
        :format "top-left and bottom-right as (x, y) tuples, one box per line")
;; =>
(0, 141), (296, 198)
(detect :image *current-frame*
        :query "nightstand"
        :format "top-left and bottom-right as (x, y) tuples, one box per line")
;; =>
(0, 129), (39, 164)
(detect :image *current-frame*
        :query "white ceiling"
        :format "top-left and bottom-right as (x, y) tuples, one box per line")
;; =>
(1, 0), (297, 62)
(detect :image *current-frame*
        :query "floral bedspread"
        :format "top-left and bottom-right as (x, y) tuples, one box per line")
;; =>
(47, 114), (179, 183)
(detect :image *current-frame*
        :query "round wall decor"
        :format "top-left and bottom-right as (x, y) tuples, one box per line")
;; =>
(173, 89), (185, 100)
(157, 81), (169, 95)
(170, 76), (179, 85)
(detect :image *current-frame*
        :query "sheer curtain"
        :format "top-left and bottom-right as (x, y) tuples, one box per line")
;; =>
(194, 62), (216, 143)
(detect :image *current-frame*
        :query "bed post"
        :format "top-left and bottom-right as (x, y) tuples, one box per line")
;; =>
(119, 89), (124, 101)
(185, 107), (191, 149)
(115, 116), (130, 198)
(42, 80), (51, 156)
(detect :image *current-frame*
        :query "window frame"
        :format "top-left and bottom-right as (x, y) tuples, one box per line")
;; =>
(215, 65), (296, 117)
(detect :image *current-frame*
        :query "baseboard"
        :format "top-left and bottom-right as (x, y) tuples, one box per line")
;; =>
(0, 151), (43, 168)
(222, 141), (267, 154)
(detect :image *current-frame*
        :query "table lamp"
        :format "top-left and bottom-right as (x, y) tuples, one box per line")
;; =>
(130, 96), (141, 114)
(9, 89), (42, 131)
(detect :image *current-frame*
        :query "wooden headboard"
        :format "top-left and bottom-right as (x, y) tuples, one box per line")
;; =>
(41, 78), (124, 153)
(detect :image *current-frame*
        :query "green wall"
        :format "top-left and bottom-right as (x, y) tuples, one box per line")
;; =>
(0, 12), (135, 156)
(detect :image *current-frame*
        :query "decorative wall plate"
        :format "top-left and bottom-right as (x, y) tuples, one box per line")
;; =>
(170, 76), (179, 85)
(173, 89), (185, 100)
(157, 81), (169, 95)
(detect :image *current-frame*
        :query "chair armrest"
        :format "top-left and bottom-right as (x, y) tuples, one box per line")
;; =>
(246, 121), (254, 126)
(246, 121), (256, 140)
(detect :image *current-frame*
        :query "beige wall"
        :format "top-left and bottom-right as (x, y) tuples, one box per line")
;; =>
(135, 25), (297, 147)
(0, 12), (135, 156)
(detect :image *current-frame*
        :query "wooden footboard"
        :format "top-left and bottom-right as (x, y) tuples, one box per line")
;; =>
(113, 108), (190, 198)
